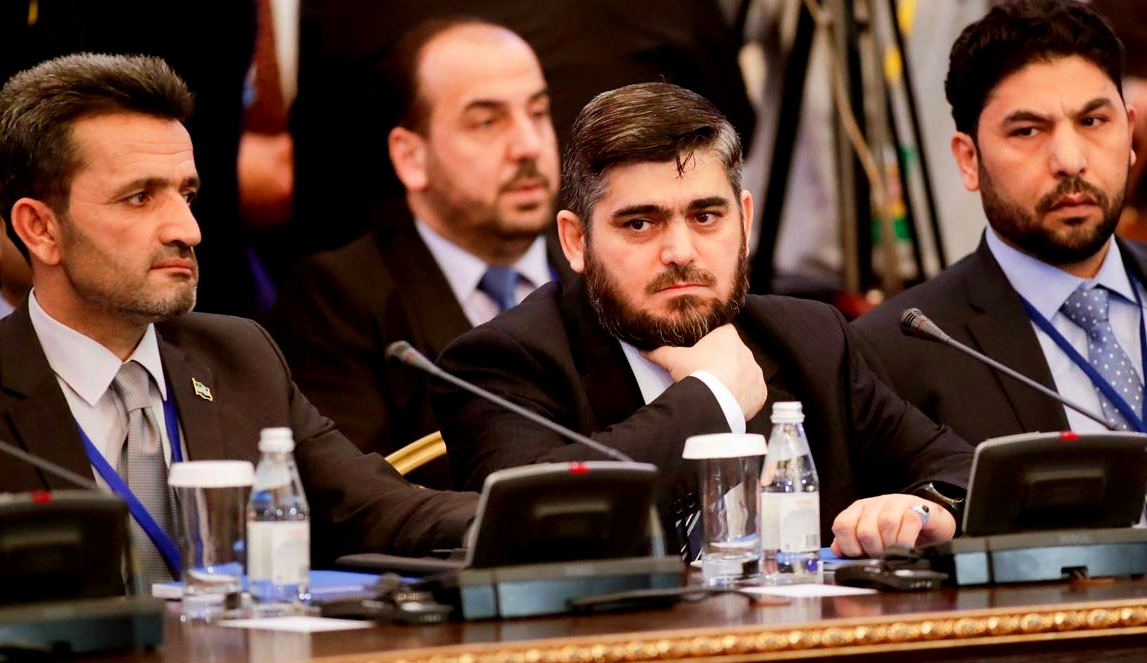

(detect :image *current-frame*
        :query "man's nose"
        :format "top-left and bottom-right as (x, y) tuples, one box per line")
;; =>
(660, 220), (697, 266)
(1049, 126), (1087, 178)
(160, 194), (202, 248)
(507, 113), (544, 161)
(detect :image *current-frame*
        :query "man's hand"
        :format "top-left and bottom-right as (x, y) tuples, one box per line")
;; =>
(830, 494), (956, 558)
(644, 324), (767, 420)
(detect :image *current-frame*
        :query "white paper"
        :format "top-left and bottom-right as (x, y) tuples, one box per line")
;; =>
(219, 616), (373, 632)
(742, 584), (876, 598)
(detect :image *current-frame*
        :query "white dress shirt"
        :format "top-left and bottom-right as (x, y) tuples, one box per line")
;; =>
(28, 290), (184, 489)
(415, 220), (553, 327)
(986, 229), (1146, 433)
(619, 341), (747, 434)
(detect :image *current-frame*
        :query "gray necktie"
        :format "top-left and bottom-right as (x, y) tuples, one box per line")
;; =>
(1060, 284), (1144, 431)
(113, 361), (176, 584)
(479, 266), (520, 313)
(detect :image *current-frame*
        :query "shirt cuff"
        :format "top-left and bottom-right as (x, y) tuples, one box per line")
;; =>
(690, 370), (747, 434)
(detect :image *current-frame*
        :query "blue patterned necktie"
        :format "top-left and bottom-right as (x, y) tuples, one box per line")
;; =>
(1060, 284), (1144, 431)
(479, 266), (519, 313)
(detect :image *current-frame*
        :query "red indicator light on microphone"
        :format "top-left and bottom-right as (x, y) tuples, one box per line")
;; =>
(1059, 431), (1080, 441)
(30, 491), (52, 503)
(568, 462), (589, 474)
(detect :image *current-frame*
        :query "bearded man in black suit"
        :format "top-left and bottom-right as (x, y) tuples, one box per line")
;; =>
(432, 82), (975, 559)
(853, 0), (1144, 443)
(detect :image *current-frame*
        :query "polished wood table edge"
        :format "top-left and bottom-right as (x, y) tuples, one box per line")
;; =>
(312, 595), (1147, 663)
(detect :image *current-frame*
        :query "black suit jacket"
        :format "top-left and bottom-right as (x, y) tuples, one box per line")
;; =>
(851, 235), (1147, 444)
(432, 278), (974, 543)
(0, 303), (477, 567)
(266, 212), (573, 488)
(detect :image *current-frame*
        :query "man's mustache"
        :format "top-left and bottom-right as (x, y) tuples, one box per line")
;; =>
(645, 264), (716, 295)
(500, 159), (550, 193)
(1035, 176), (1109, 216)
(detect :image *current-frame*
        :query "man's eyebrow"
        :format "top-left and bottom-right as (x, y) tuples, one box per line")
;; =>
(110, 176), (200, 198)
(612, 203), (670, 218)
(687, 196), (731, 211)
(1003, 97), (1115, 125)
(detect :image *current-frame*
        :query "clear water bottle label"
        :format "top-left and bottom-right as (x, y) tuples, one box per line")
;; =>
(764, 492), (819, 553)
(248, 521), (309, 585)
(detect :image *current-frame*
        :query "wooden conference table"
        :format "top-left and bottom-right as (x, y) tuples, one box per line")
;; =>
(86, 577), (1147, 663)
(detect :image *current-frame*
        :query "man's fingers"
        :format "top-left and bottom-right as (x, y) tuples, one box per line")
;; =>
(831, 503), (867, 558)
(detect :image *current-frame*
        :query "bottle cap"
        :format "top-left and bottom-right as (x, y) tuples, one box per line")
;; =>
(682, 433), (767, 459)
(168, 460), (254, 488)
(258, 427), (295, 453)
(770, 401), (805, 423)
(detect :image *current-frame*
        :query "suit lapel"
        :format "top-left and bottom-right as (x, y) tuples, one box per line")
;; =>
(0, 303), (95, 489)
(377, 221), (473, 360)
(560, 278), (647, 428)
(156, 330), (226, 461)
(963, 239), (1068, 432)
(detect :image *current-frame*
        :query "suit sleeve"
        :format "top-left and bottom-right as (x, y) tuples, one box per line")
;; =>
(247, 321), (477, 564)
(838, 312), (974, 496)
(432, 323), (731, 493)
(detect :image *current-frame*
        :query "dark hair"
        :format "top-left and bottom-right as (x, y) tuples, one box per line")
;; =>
(0, 53), (194, 259)
(384, 17), (504, 134)
(946, 0), (1124, 139)
(562, 82), (742, 225)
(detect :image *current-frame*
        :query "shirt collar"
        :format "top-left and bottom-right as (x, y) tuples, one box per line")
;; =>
(415, 219), (551, 301)
(985, 228), (1135, 320)
(619, 340), (673, 404)
(29, 290), (167, 405)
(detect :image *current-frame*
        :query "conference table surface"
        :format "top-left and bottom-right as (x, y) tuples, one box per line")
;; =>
(86, 575), (1147, 663)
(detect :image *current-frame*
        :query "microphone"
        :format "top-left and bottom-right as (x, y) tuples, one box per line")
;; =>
(386, 340), (666, 557)
(898, 308), (1114, 430)
(0, 438), (99, 490)
(386, 341), (633, 463)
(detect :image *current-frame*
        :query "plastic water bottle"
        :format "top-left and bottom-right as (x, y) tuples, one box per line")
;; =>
(247, 427), (310, 612)
(760, 402), (822, 584)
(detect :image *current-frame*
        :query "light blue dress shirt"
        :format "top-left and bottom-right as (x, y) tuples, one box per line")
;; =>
(985, 229), (1146, 433)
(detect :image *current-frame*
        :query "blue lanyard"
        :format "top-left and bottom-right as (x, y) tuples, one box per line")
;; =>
(78, 391), (183, 577)
(1018, 266), (1147, 433)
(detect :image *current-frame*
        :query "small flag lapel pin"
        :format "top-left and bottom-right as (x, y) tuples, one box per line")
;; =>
(192, 377), (213, 401)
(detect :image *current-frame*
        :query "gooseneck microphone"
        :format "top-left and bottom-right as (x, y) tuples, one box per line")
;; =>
(0, 438), (99, 490)
(899, 308), (1114, 430)
(386, 341), (633, 462)
(387, 340), (667, 557)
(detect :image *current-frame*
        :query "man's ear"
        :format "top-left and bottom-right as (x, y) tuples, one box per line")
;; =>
(389, 126), (428, 191)
(557, 210), (587, 273)
(1128, 104), (1138, 169)
(9, 198), (63, 266)
(739, 189), (753, 254)
(950, 132), (981, 192)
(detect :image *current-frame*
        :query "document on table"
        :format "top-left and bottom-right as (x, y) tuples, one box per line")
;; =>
(219, 616), (373, 632)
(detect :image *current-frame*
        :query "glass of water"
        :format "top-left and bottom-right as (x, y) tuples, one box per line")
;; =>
(168, 461), (254, 622)
(682, 433), (766, 586)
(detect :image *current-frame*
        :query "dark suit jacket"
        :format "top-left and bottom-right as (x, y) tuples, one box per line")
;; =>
(0, 303), (477, 567)
(851, 235), (1147, 444)
(266, 213), (573, 488)
(432, 277), (974, 543)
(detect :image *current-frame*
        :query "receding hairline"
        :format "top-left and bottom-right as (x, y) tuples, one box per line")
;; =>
(413, 23), (544, 116)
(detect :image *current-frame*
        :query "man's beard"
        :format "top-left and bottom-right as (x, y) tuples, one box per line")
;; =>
(585, 234), (749, 351)
(423, 156), (554, 241)
(61, 217), (197, 323)
(980, 162), (1125, 266)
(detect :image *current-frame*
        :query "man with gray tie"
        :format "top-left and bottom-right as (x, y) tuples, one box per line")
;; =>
(0, 53), (477, 587)
(853, 0), (1146, 443)
(267, 18), (571, 488)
